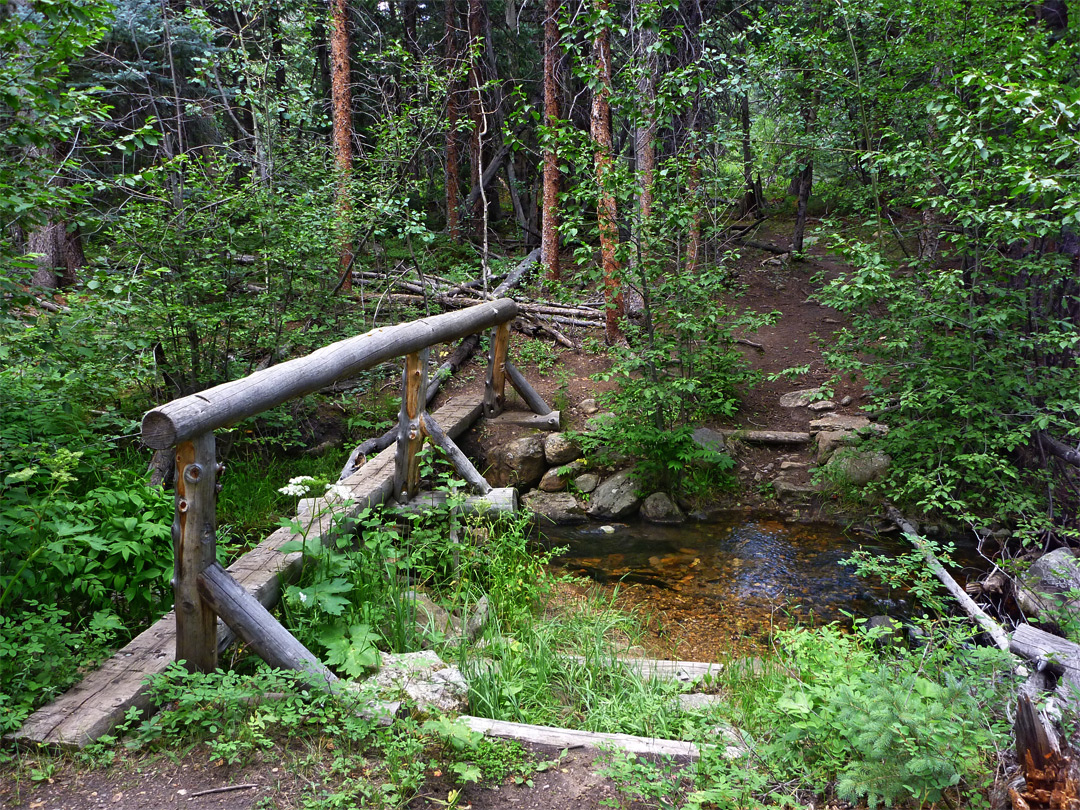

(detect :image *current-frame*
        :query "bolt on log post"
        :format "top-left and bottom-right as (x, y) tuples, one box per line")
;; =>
(173, 432), (218, 672)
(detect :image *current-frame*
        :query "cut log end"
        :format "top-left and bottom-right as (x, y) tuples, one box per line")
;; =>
(141, 410), (178, 450)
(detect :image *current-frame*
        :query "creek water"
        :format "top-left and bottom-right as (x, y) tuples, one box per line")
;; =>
(539, 516), (986, 658)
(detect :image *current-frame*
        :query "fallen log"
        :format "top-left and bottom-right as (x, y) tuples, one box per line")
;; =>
(732, 236), (789, 255)
(886, 505), (1011, 652)
(1040, 431), (1080, 468)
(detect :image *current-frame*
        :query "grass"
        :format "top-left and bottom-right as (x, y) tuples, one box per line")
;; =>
(217, 447), (350, 555)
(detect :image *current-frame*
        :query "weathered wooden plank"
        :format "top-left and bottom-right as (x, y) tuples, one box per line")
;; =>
(142, 300), (517, 449)
(460, 716), (700, 759)
(505, 361), (553, 415)
(11, 394), (485, 750)
(563, 656), (723, 683)
(486, 410), (561, 431)
(388, 487), (518, 517)
(173, 433), (218, 672)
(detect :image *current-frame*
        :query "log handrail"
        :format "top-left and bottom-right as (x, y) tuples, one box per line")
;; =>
(139, 297), (559, 680)
(141, 298), (520, 449)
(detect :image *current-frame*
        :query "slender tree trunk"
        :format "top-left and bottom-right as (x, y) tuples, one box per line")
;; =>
(591, 0), (623, 342)
(542, 0), (562, 280)
(630, 5), (656, 311)
(467, 0), (486, 227)
(740, 93), (763, 218)
(685, 153), (702, 273)
(792, 160), (813, 255)
(329, 0), (354, 293)
(445, 0), (461, 242)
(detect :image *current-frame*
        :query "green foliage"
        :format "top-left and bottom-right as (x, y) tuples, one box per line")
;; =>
(0, 604), (122, 734)
(694, 623), (1015, 808)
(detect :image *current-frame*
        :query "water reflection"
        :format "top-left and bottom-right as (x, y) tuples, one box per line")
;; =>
(542, 517), (982, 627)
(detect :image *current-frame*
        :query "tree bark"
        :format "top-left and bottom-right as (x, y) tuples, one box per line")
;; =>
(467, 0), (487, 226)
(542, 0), (562, 281)
(685, 153), (702, 273)
(591, 0), (623, 343)
(444, 0), (461, 241)
(740, 93), (763, 218)
(792, 160), (813, 255)
(329, 0), (354, 293)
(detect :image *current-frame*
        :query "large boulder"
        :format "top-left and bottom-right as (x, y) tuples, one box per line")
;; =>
(1017, 548), (1080, 621)
(544, 432), (581, 466)
(486, 434), (547, 489)
(641, 492), (685, 525)
(826, 449), (891, 486)
(523, 491), (587, 525)
(587, 469), (643, 519)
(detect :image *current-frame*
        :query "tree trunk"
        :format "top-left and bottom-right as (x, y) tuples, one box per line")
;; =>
(541, 0), (562, 281)
(28, 216), (83, 289)
(792, 160), (813, 255)
(629, 4), (656, 313)
(329, 0), (354, 293)
(685, 154), (702, 273)
(445, 0), (461, 242)
(740, 93), (763, 218)
(591, 0), (623, 343)
(467, 0), (487, 227)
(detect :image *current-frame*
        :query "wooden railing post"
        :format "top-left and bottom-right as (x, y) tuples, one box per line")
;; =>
(484, 322), (510, 417)
(395, 348), (428, 502)
(173, 432), (218, 672)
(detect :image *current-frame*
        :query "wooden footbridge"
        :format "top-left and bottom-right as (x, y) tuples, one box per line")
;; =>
(12, 299), (559, 748)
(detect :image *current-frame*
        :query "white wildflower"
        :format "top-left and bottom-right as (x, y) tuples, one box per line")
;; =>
(324, 483), (352, 501)
(278, 476), (315, 497)
(298, 591), (308, 604)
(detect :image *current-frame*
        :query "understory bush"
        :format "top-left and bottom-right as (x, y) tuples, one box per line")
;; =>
(691, 621), (1015, 809)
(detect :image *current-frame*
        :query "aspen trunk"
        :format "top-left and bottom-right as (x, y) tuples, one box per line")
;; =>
(590, 1), (623, 343)
(542, 0), (562, 281)
(329, 0), (354, 292)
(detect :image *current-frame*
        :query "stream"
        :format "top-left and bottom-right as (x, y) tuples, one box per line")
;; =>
(539, 515), (987, 658)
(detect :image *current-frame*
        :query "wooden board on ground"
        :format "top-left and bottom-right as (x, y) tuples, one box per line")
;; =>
(563, 655), (723, 683)
(460, 716), (701, 759)
(10, 395), (484, 750)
